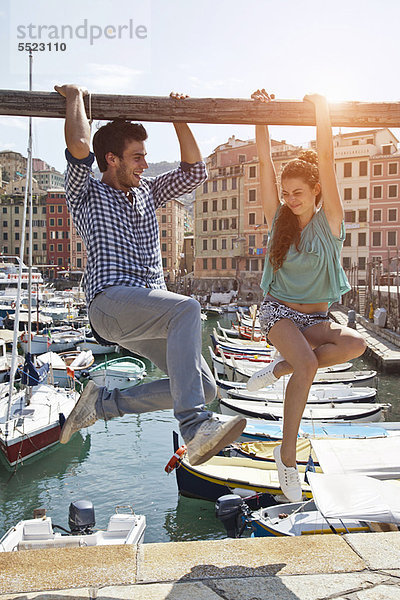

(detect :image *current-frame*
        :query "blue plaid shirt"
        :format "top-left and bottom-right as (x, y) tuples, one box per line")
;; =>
(64, 150), (207, 306)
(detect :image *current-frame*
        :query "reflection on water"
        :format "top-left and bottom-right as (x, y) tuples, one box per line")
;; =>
(0, 313), (399, 542)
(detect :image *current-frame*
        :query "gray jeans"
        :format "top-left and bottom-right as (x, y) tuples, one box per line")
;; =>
(89, 285), (215, 441)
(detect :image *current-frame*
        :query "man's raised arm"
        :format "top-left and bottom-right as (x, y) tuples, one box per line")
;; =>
(54, 84), (91, 159)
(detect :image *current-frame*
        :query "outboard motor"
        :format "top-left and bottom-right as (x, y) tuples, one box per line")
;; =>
(215, 494), (247, 538)
(68, 500), (95, 535)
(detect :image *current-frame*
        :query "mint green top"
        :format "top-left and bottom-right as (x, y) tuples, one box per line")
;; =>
(260, 205), (351, 306)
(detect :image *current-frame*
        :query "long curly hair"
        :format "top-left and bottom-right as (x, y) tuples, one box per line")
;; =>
(269, 150), (321, 272)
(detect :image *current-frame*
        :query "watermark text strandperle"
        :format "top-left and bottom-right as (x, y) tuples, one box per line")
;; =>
(16, 19), (148, 46)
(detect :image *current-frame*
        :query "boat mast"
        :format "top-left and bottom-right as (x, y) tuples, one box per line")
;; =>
(6, 52), (33, 419)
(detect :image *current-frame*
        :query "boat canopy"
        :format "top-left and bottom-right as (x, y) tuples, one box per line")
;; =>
(308, 472), (400, 524)
(310, 437), (400, 479)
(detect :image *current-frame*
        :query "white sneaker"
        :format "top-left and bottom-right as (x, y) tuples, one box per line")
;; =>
(246, 353), (284, 392)
(60, 380), (100, 444)
(273, 444), (302, 502)
(186, 415), (246, 466)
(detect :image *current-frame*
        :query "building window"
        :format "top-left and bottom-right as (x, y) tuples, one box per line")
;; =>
(388, 209), (397, 222)
(231, 258), (236, 269)
(249, 212), (256, 225)
(231, 217), (237, 229)
(382, 144), (392, 155)
(202, 220), (207, 232)
(162, 230), (167, 237)
(223, 218), (229, 229)
(344, 233), (351, 247)
(249, 234), (256, 247)
(203, 182), (208, 193)
(202, 258), (207, 269)
(42, 207), (46, 214)
(343, 257), (351, 269)
(373, 186), (382, 199)
(221, 239), (227, 250)
(344, 210), (355, 223)
(2, 221), (7, 228)
(222, 179), (227, 191)
(343, 162), (352, 177)
(212, 200), (218, 211)
(57, 244), (63, 251)
(232, 197), (237, 210)
(57, 258), (63, 266)
(248, 189), (256, 202)
(2, 233), (7, 241)
(238, 154), (246, 163)
(15, 233), (19, 240)
(358, 257), (366, 270)
(14, 219), (19, 227)
(212, 180), (217, 192)
(202, 201), (208, 213)
(388, 231), (397, 246)
(344, 188), (352, 200)
(250, 258), (259, 272)
(373, 209), (382, 222)
(359, 187), (367, 199)
(388, 162), (398, 175)
(161, 243), (167, 252)
(231, 177), (237, 190)
(388, 184), (397, 198)
(358, 232), (366, 246)
(2, 208), (6, 214)
(212, 258), (217, 269)
(372, 231), (381, 247)
(359, 161), (368, 176)
(15, 207), (19, 214)
(221, 258), (227, 269)
(57, 218), (63, 227)
(212, 239), (217, 250)
(77, 258), (82, 268)
(162, 257), (167, 268)
(222, 198), (227, 210)
(249, 166), (256, 178)
(49, 206), (55, 213)
(359, 210), (367, 223)
(373, 163), (382, 176)
(212, 219), (217, 231)
(42, 243), (46, 251)
(202, 239), (207, 251)
(161, 214), (167, 223)
(57, 205), (63, 213)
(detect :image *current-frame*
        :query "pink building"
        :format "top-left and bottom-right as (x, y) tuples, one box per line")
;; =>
(369, 152), (400, 274)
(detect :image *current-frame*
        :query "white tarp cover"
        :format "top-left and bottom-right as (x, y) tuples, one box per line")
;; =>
(308, 472), (400, 523)
(310, 437), (400, 479)
(36, 351), (65, 370)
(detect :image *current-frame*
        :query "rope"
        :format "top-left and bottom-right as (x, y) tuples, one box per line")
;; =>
(88, 93), (93, 127)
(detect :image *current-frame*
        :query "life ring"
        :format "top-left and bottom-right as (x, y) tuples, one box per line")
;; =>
(20, 332), (34, 343)
(10, 301), (16, 309)
(164, 445), (186, 474)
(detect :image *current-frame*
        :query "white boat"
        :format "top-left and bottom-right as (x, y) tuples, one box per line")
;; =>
(79, 332), (119, 355)
(0, 379), (77, 467)
(36, 350), (95, 387)
(19, 326), (84, 355)
(88, 356), (147, 390)
(219, 397), (387, 422)
(0, 62), (79, 469)
(217, 472), (400, 537)
(41, 297), (79, 323)
(0, 501), (146, 551)
(226, 384), (377, 405)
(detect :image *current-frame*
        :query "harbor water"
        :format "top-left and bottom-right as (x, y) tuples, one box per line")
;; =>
(0, 314), (399, 544)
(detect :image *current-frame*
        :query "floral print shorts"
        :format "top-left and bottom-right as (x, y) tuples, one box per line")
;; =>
(259, 295), (331, 341)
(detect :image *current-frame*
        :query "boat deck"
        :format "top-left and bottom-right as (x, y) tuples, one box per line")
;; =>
(0, 531), (399, 598)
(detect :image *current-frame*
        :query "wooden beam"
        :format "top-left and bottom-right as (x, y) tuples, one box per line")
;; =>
(0, 90), (400, 127)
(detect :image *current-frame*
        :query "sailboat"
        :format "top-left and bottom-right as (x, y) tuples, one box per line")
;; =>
(0, 53), (78, 469)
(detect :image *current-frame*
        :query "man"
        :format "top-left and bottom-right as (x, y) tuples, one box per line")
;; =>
(55, 84), (246, 465)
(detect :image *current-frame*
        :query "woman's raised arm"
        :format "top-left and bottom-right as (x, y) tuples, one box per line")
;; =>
(252, 90), (280, 229)
(304, 94), (343, 237)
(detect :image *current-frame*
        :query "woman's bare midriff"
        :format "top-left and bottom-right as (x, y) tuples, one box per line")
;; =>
(268, 294), (328, 314)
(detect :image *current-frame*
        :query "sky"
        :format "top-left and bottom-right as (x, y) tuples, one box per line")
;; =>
(0, 0), (399, 173)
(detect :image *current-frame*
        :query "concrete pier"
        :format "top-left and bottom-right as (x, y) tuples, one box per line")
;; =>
(0, 532), (400, 599)
(331, 308), (400, 373)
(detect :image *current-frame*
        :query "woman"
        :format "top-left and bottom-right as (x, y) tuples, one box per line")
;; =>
(247, 90), (366, 502)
